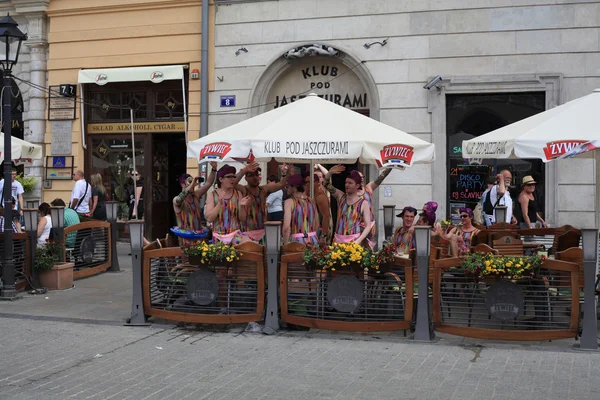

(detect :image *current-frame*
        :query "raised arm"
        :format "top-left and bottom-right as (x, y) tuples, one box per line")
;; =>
(282, 198), (294, 244)
(173, 177), (200, 213)
(204, 191), (221, 223)
(314, 164), (329, 175)
(366, 168), (392, 192)
(262, 163), (292, 194)
(239, 194), (250, 221)
(195, 162), (218, 198)
(233, 163), (259, 193)
(323, 164), (345, 202)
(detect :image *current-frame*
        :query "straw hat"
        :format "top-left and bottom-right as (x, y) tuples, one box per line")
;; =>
(522, 175), (536, 186)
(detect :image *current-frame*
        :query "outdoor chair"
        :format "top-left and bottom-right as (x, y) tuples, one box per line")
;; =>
(556, 230), (582, 254)
(470, 243), (499, 255)
(431, 235), (451, 258)
(492, 236), (524, 256)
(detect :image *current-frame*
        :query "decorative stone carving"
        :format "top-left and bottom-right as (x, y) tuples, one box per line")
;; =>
(283, 44), (342, 60)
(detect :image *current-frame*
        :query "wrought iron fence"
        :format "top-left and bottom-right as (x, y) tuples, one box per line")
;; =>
(432, 258), (580, 340)
(0, 233), (31, 290)
(280, 248), (413, 332)
(64, 221), (111, 279)
(143, 242), (266, 324)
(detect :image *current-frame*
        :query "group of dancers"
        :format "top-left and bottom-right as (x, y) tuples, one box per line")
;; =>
(172, 162), (393, 247)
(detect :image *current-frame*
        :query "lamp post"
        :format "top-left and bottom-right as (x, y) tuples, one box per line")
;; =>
(126, 220), (149, 326)
(106, 201), (120, 272)
(578, 228), (599, 350)
(263, 221), (282, 335)
(382, 205), (395, 242)
(0, 14), (27, 300)
(22, 208), (37, 285)
(25, 199), (39, 210)
(413, 225), (434, 341)
(50, 206), (65, 262)
(495, 206), (507, 224)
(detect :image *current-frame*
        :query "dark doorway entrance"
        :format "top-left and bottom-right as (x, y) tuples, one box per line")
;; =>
(446, 92), (546, 220)
(151, 133), (187, 239)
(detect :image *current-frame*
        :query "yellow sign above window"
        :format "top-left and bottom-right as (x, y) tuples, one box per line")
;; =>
(87, 121), (185, 134)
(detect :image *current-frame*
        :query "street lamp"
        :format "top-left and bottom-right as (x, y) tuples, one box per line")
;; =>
(0, 14), (27, 299)
(22, 208), (37, 285)
(50, 206), (65, 262)
(106, 201), (120, 272)
(126, 220), (149, 326)
(264, 221), (282, 334)
(413, 225), (433, 342)
(495, 206), (507, 224)
(579, 228), (599, 350)
(382, 205), (395, 241)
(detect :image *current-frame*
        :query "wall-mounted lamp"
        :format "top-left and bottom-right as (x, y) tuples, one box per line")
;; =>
(235, 47), (248, 56)
(364, 38), (388, 49)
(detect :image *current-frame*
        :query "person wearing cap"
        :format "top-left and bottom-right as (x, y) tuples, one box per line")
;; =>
(282, 175), (320, 245)
(323, 165), (372, 247)
(447, 207), (480, 256)
(233, 162), (291, 242)
(303, 172), (331, 243)
(517, 175), (547, 228)
(414, 201), (443, 235)
(172, 162), (217, 245)
(316, 164), (392, 245)
(205, 164), (251, 244)
(392, 206), (417, 254)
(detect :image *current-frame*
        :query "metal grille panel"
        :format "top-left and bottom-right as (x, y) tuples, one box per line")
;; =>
(65, 222), (111, 278)
(143, 244), (266, 324)
(432, 258), (580, 340)
(281, 253), (413, 331)
(0, 233), (30, 290)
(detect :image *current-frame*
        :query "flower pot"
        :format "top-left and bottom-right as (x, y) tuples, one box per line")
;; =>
(39, 262), (74, 291)
(187, 255), (204, 266)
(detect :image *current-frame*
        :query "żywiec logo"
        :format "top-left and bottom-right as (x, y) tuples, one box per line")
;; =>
(543, 140), (586, 160)
(95, 74), (108, 85)
(150, 71), (164, 83)
(377, 144), (414, 167)
(199, 142), (232, 161)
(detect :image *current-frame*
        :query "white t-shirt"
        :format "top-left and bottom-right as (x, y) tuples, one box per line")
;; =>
(489, 185), (513, 223)
(266, 190), (283, 213)
(70, 179), (91, 214)
(38, 215), (52, 245)
(0, 179), (24, 211)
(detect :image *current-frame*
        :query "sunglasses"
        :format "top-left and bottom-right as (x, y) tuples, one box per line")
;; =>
(132, 173), (138, 176)
(246, 172), (260, 177)
(526, 183), (535, 187)
(223, 174), (236, 179)
(460, 214), (470, 219)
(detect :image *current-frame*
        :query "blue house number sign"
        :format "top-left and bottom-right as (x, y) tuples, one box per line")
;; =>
(220, 95), (236, 107)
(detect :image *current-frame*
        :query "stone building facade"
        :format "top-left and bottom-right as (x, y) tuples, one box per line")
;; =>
(211, 0), (600, 239)
(0, 0), (49, 200)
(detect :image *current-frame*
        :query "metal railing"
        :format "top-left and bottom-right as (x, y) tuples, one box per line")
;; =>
(432, 258), (581, 340)
(142, 242), (266, 324)
(280, 249), (413, 332)
(64, 221), (111, 280)
(0, 233), (30, 290)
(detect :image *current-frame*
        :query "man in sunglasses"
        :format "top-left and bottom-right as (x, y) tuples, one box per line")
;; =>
(392, 206), (417, 254)
(232, 162), (291, 242)
(172, 162), (217, 246)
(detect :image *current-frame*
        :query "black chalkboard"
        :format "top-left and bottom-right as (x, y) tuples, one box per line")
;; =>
(449, 163), (490, 204)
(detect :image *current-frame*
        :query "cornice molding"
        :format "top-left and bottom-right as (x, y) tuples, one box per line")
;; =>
(12, 0), (49, 15)
(48, 0), (201, 17)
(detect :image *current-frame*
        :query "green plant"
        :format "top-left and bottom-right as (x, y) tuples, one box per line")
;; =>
(34, 240), (65, 272)
(460, 252), (545, 280)
(182, 241), (240, 264)
(15, 173), (36, 193)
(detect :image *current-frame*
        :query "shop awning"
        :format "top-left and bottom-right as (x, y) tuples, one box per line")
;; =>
(78, 65), (185, 85)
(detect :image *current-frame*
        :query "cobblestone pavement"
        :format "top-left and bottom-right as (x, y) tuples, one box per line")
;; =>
(1, 317), (599, 400)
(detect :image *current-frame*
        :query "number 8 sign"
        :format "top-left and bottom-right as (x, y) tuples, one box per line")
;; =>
(220, 95), (236, 108)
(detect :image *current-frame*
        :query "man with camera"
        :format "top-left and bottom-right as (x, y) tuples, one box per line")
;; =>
(481, 169), (515, 224)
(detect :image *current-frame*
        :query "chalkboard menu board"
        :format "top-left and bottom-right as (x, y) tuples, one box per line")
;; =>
(449, 163), (491, 208)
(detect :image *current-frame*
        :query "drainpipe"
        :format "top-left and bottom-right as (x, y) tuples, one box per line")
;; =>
(199, 0), (210, 211)
(200, 0), (209, 138)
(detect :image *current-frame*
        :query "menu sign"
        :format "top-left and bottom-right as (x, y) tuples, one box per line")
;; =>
(48, 85), (76, 121)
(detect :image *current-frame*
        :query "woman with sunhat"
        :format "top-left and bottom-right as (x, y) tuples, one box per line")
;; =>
(205, 164), (251, 244)
(517, 175), (547, 228)
(283, 174), (320, 246)
(323, 165), (372, 247)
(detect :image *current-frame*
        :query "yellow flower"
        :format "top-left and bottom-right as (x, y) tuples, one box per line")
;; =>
(485, 260), (491, 267)
(331, 268), (336, 271)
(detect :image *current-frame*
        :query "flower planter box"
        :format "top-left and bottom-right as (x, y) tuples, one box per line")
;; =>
(39, 262), (74, 291)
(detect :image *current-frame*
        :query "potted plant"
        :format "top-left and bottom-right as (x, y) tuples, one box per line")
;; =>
(15, 173), (36, 196)
(35, 239), (74, 290)
(363, 242), (396, 276)
(182, 241), (240, 268)
(459, 252), (545, 282)
(303, 242), (367, 276)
